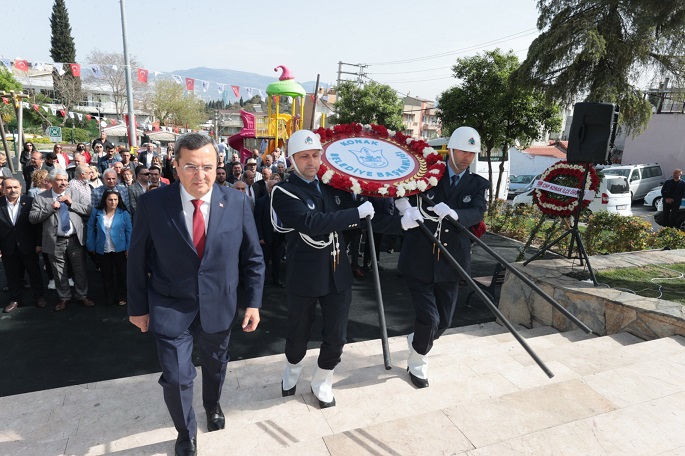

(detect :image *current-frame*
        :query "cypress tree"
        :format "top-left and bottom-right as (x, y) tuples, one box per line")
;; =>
(49, 0), (80, 105)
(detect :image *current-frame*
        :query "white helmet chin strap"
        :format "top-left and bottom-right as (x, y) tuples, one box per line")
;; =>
(290, 154), (302, 176)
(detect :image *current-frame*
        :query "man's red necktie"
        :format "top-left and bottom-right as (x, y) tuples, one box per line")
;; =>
(191, 199), (206, 260)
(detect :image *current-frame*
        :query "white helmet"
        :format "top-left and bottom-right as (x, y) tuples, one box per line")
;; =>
(447, 126), (481, 153)
(286, 129), (322, 158)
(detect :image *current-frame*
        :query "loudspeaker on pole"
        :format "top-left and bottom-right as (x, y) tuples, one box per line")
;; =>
(566, 102), (619, 164)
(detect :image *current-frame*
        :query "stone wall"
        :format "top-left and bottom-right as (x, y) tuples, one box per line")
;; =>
(498, 249), (685, 340)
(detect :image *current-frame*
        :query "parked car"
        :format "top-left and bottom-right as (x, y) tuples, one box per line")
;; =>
(512, 175), (632, 216)
(600, 163), (665, 201)
(507, 175), (537, 198)
(643, 185), (663, 210)
(654, 203), (685, 230)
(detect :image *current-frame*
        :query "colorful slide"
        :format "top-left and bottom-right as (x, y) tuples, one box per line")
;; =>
(228, 110), (256, 163)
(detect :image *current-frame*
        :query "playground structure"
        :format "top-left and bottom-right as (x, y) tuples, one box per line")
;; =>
(228, 65), (307, 162)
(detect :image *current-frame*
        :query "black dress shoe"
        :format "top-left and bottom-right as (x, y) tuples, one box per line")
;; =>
(281, 381), (296, 397)
(206, 405), (225, 432)
(174, 437), (196, 456)
(318, 397), (336, 409)
(407, 368), (429, 389)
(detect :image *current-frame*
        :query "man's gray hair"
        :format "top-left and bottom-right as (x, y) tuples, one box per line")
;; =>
(102, 167), (117, 177)
(49, 168), (69, 180)
(75, 165), (91, 177)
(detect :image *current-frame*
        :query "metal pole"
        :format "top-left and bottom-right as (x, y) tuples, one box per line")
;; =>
(12, 91), (24, 175)
(419, 194), (592, 334)
(0, 115), (13, 174)
(309, 75), (320, 131)
(365, 216), (391, 369)
(415, 220), (554, 379)
(119, 0), (137, 148)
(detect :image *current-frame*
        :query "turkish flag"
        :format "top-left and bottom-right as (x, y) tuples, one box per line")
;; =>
(231, 85), (240, 98)
(152, 123), (160, 131)
(110, 119), (117, 125)
(33, 104), (39, 111)
(1, 98), (8, 105)
(185, 78), (195, 91)
(174, 127), (180, 133)
(14, 59), (28, 71)
(137, 68), (148, 83)
(86, 114), (92, 121)
(59, 109), (66, 117)
(70, 63), (81, 77)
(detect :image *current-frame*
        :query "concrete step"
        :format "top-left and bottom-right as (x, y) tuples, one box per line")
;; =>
(3, 326), (685, 455)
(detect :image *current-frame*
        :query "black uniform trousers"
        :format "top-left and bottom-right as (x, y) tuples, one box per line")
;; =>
(285, 288), (352, 370)
(262, 233), (285, 284)
(154, 313), (232, 441)
(96, 251), (127, 305)
(1, 247), (43, 302)
(405, 275), (459, 355)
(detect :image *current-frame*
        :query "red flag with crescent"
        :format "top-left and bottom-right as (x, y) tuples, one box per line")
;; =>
(137, 68), (148, 83)
(1, 98), (9, 105)
(231, 85), (240, 98)
(14, 59), (28, 71)
(86, 114), (92, 121)
(59, 110), (66, 117)
(33, 104), (39, 111)
(110, 119), (117, 125)
(185, 78), (195, 91)
(70, 63), (81, 77)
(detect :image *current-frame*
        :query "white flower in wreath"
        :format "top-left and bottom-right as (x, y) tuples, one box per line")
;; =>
(315, 133), (321, 140)
(396, 186), (406, 197)
(428, 176), (438, 187)
(363, 124), (371, 130)
(321, 169), (334, 184)
(387, 130), (395, 137)
(428, 168), (441, 175)
(350, 177), (362, 195)
(406, 138), (413, 145)
(378, 186), (389, 196)
(404, 180), (418, 191)
(417, 180), (428, 192)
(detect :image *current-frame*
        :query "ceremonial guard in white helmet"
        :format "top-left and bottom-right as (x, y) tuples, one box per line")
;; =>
(395, 126), (489, 389)
(271, 129), (401, 408)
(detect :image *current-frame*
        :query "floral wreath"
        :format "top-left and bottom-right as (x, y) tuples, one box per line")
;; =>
(533, 160), (600, 217)
(314, 123), (446, 197)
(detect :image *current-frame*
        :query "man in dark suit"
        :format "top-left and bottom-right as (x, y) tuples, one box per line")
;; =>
(661, 168), (685, 228)
(22, 151), (46, 195)
(397, 126), (489, 389)
(127, 133), (264, 456)
(271, 129), (403, 409)
(0, 178), (47, 312)
(254, 179), (285, 287)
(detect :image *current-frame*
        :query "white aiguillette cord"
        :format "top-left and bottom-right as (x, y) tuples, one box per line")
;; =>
(417, 194), (444, 260)
(270, 185), (341, 269)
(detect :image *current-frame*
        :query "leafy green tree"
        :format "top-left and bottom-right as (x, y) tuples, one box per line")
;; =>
(148, 80), (207, 129)
(0, 69), (22, 124)
(515, 1), (685, 133)
(50, 0), (81, 125)
(332, 80), (403, 130)
(438, 49), (561, 203)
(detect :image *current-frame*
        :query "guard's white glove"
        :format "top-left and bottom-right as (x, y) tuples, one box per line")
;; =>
(394, 197), (411, 216)
(401, 207), (423, 230)
(357, 201), (375, 219)
(427, 202), (458, 221)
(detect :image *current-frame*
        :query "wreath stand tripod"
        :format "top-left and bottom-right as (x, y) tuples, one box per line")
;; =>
(523, 163), (599, 286)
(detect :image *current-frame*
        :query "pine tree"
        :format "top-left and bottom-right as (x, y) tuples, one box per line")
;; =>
(49, 0), (81, 122)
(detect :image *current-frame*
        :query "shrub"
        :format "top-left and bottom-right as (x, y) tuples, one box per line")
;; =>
(650, 227), (685, 250)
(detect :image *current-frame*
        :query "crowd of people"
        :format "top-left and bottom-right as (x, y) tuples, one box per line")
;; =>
(1, 128), (487, 456)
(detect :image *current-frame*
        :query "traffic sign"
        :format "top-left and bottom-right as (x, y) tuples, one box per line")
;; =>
(48, 126), (62, 142)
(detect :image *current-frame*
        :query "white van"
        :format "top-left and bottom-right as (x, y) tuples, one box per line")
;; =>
(600, 163), (665, 200)
(512, 174), (632, 216)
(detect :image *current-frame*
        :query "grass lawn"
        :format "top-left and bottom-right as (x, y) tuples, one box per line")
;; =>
(595, 263), (685, 305)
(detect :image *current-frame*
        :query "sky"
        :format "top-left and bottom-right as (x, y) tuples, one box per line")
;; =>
(2, 0), (541, 102)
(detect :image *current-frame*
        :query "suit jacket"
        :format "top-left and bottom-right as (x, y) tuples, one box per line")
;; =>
(398, 169), (489, 282)
(28, 188), (92, 255)
(128, 181), (147, 215)
(254, 194), (279, 245)
(252, 180), (267, 201)
(86, 207), (132, 254)
(272, 174), (401, 296)
(0, 195), (42, 256)
(127, 182), (265, 338)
